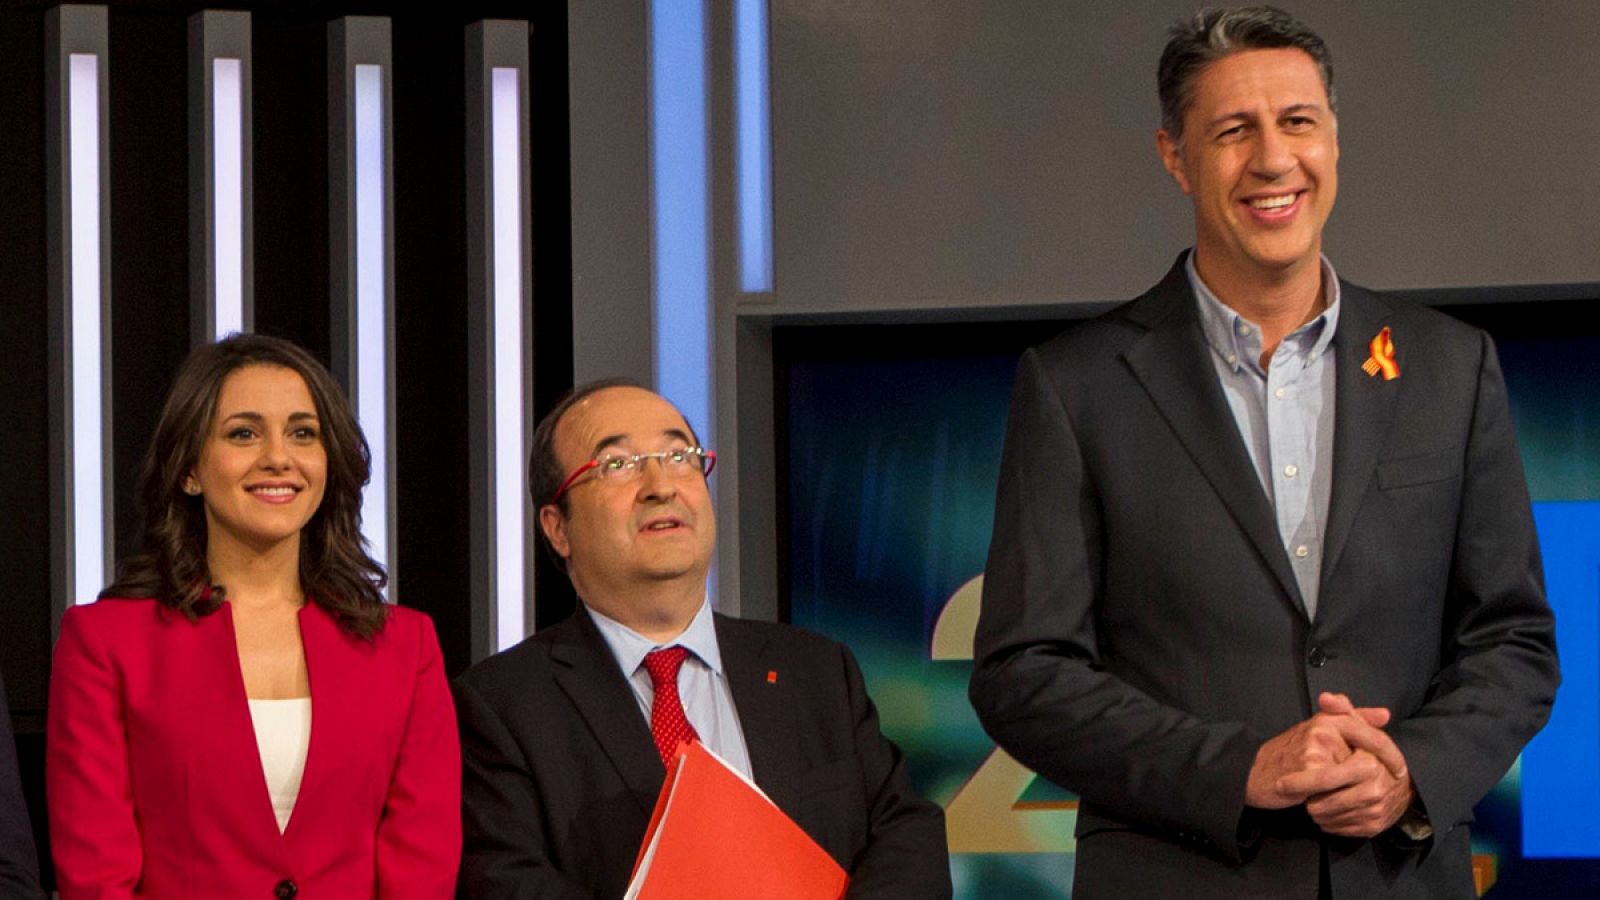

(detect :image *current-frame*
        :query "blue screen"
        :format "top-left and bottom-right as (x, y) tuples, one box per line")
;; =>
(1523, 501), (1600, 858)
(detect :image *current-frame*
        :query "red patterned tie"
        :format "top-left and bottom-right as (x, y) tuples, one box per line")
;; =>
(643, 647), (699, 766)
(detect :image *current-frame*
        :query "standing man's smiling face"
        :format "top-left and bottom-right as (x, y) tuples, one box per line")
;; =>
(1158, 47), (1339, 289)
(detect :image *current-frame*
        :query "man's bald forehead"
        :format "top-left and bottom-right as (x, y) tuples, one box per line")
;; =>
(555, 386), (699, 458)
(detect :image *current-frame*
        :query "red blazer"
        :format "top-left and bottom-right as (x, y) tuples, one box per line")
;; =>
(47, 597), (461, 898)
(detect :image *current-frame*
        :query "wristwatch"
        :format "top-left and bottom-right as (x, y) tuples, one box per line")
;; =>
(1396, 797), (1432, 842)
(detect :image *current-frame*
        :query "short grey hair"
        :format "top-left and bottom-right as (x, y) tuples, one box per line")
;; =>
(1158, 6), (1336, 143)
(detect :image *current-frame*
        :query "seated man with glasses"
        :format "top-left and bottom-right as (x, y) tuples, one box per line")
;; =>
(454, 378), (951, 899)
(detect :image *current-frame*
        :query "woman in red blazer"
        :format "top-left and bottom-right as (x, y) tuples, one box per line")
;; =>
(47, 334), (460, 898)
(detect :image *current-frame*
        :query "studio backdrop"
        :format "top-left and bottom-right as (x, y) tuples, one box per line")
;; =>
(780, 304), (1600, 898)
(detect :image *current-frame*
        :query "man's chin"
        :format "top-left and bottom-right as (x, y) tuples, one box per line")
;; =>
(637, 559), (709, 584)
(1240, 229), (1324, 270)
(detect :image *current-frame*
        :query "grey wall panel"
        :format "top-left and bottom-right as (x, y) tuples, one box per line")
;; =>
(568, 0), (655, 385)
(768, 1), (1600, 314)
(1321, 1), (1600, 290)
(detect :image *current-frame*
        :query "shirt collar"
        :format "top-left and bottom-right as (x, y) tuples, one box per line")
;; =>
(1186, 251), (1342, 374)
(586, 595), (725, 680)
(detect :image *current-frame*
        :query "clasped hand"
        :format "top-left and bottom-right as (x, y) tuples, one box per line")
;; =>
(1245, 692), (1415, 838)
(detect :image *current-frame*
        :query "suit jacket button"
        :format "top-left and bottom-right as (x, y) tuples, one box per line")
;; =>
(274, 879), (298, 899)
(1307, 646), (1328, 668)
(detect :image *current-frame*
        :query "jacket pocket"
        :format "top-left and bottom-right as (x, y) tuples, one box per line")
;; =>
(1377, 451), (1459, 490)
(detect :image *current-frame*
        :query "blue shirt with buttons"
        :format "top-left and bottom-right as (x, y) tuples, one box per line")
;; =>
(588, 597), (755, 778)
(1187, 253), (1340, 620)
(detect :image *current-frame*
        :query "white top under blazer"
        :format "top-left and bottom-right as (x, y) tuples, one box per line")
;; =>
(247, 697), (312, 833)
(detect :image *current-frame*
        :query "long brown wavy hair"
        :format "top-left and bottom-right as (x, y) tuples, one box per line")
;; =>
(102, 333), (389, 638)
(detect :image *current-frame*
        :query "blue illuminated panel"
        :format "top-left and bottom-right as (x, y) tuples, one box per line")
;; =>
(735, 0), (772, 293)
(649, 0), (711, 444)
(1522, 501), (1600, 857)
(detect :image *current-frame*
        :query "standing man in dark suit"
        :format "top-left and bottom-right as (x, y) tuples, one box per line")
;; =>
(1, 670), (44, 898)
(455, 380), (951, 899)
(970, 7), (1559, 899)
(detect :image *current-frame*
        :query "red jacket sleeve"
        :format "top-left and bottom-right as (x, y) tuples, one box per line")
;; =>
(47, 606), (141, 899)
(374, 614), (462, 898)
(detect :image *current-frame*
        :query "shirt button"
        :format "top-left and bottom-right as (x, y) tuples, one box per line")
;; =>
(274, 880), (297, 899)
(1308, 646), (1328, 668)
(1284, 464), (1299, 478)
(1295, 545), (1310, 558)
(1274, 387), (1286, 399)
(1237, 323), (1253, 336)
(1226, 353), (1238, 366)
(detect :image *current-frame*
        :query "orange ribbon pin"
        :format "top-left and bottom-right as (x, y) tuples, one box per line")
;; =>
(1361, 326), (1399, 380)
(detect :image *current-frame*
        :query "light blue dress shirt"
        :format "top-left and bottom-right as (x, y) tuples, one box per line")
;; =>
(1187, 253), (1340, 620)
(587, 598), (754, 778)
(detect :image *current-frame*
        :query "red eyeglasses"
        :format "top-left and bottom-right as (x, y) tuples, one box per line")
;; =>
(550, 447), (716, 503)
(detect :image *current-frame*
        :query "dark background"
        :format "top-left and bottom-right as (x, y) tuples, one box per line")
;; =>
(0, 2), (580, 882)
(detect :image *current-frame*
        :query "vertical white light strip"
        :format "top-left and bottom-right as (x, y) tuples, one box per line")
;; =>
(69, 53), (107, 606)
(212, 58), (245, 338)
(490, 66), (526, 651)
(734, 0), (773, 294)
(353, 62), (390, 589)
(330, 19), (397, 602)
(466, 21), (533, 659)
(189, 10), (252, 345)
(47, 6), (113, 621)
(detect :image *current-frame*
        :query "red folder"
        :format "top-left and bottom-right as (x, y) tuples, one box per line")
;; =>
(625, 740), (849, 900)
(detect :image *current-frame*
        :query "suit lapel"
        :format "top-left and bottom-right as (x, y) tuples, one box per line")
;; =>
(211, 604), (296, 855)
(1319, 286), (1401, 600)
(1120, 259), (1307, 615)
(717, 616), (802, 816)
(549, 609), (665, 813)
(289, 602), (359, 847)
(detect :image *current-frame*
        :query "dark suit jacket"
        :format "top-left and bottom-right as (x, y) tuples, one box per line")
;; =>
(0, 669), (43, 898)
(454, 606), (951, 899)
(970, 254), (1559, 900)
(48, 597), (461, 898)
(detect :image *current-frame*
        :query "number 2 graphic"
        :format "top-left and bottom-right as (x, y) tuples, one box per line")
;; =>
(932, 575), (1077, 853)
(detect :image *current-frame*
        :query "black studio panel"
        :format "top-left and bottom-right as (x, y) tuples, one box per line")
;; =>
(3, 6), (573, 887)
(107, 9), (190, 567)
(1, 0), (574, 699)
(0, 8), (53, 721)
(390, 12), (472, 674)
(252, 12), (331, 362)
(530, 8), (578, 633)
